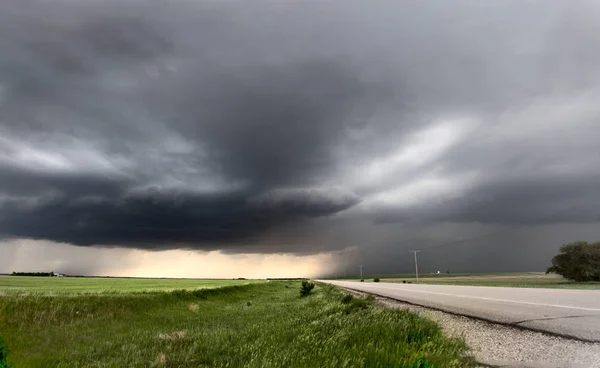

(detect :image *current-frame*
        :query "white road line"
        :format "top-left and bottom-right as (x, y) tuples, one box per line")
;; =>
(333, 283), (600, 312)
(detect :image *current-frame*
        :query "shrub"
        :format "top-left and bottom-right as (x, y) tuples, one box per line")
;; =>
(300, 280), (315, 297)
(547, 241), (600, 282)
(360, 279), (364, 282)
(402, 280), (406, 284)
(0, 336), (10, 368)
(373, 278), (380, 282)
(341, 294), (354, 304)
(342, 295), (373, 314)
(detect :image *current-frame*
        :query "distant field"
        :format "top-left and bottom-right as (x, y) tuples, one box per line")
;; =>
(0, 276), (262, 294)
(0, 281), (474, 367)
(339, 272), (600, 289)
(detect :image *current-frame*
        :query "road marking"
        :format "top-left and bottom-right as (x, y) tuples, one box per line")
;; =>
(330, 282), (600, 312)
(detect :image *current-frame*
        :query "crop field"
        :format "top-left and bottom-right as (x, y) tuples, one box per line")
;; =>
(0, 276), (261, 294)
(342, 272), (600, 289)
(0, 278), (475, 367)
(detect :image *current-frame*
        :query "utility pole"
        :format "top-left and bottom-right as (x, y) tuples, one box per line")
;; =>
(359, 265), (363, 280)
(409, 250), (421, 283)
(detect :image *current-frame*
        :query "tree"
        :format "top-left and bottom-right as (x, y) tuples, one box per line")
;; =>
(546, 241), (600, 282)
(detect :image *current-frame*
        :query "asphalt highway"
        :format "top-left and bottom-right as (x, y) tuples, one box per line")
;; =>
(321, 280), (600, 342)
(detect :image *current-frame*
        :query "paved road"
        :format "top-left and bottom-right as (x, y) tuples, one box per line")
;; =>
(321, 280), (600, 342)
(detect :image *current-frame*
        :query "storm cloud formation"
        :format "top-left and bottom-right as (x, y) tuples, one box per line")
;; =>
(1, 1), (600, 271)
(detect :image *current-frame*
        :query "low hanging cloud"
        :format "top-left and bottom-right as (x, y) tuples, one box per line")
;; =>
(1, 0), (600, 270)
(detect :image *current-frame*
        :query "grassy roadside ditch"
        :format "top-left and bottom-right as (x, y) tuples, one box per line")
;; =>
(0, 281), (474, 367)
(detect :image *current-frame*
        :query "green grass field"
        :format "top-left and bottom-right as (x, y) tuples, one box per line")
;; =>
(340, 272), (600, 289)
(0, 280), (475, 367)
(0, 276), (261, 294)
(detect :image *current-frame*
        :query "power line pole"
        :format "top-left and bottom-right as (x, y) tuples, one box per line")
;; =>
(409, 250), (421, 283)
(359, 265), (363, 280)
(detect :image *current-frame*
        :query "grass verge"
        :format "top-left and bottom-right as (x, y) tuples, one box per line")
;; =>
(0, 281), (474, 367)
(338, 272), (600, 289)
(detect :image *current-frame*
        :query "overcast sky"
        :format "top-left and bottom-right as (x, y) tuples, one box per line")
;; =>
(1, 0), (599, 277)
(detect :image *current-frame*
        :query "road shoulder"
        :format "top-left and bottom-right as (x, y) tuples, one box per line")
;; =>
(346, 288), (600, 368)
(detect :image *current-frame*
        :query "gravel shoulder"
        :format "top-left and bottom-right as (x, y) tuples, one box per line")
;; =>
(374, 294), (600, 368)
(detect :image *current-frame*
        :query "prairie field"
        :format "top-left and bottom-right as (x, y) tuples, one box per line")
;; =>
(0, 276), (260, 294)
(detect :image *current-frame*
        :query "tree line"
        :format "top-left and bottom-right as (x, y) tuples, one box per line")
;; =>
(11, 272), (54, 277)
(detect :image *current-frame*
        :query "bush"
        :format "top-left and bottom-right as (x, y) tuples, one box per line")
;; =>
(0, 336), (10, 368)
(300, 280), (315, 297)
(342, 294), (375, 314)
(341, 294), (354, 304)
(546, 241), (600, 282)
(373, 278), (380, 282)
(360, 279), (364, 282)
(402, 280), (406, 284)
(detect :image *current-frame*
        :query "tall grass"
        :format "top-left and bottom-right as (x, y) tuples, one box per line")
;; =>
(0, 282), (474, 367)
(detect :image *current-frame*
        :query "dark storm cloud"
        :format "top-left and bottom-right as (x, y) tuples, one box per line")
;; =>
(159, 61), (382, 187)
(1, 0), (600, 260)
(0, 0), (374, 249)
(0, 167), (359, 248)
(373, 174), (600, 225)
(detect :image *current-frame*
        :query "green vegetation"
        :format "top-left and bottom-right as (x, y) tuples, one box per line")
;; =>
(335, 273), (479, 281)
(0, 336), (10, 368)
(547, 241), (600, 282)
(0, 276), (261, 294)
(299, 280), (315, 296)
(10, 272), (54, 277)
(0, 281), (474, 367)
(338, 272), (600, 289)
